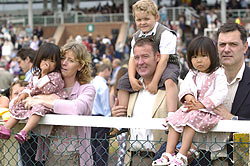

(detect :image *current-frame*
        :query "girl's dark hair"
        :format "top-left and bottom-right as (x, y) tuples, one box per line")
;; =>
(187, 36), (220, 73)
(32, 42), (61, 74)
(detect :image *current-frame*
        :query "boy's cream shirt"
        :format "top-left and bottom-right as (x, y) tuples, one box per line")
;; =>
(130, 22), (176, 57)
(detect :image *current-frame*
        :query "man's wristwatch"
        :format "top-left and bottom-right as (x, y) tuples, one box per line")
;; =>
(231, 116), (238, 120)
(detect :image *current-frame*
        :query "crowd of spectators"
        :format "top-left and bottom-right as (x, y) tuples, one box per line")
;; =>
(0, 1), (250, 105)
(155, 2), (250, 67)
(79, 2), (124, 14)
(158, 0), (250, 9)
(0, 21), (131, 99)
(0, 20), (129, 165)
(0, 1), (250, 165)
(1, 0), (250, 95)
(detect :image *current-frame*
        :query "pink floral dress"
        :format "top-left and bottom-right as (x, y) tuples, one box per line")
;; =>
(164, 68), (228, 133)
(10, 72), (68, 119)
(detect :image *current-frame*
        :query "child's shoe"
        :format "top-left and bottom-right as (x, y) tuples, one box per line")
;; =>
(14, 130), (28, 144)
(152, 152), (174, 166)
(170, 153), (188, 166)
(0, 126), (11, 139)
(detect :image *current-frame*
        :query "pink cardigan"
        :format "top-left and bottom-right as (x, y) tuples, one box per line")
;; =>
(35, 81), (96, 166)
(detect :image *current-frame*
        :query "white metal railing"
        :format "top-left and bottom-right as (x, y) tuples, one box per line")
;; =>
(0, 6), (198, 26)
(0, 114), (248, 133)
(215, 9), (250, 20)
(1, 114), (250, 166)
(1, 8), (250, 27)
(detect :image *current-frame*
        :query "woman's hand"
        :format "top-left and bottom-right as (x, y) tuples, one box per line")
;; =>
(23, 94), (60, 109)
(23, 96), (43, 110)
(14, 93), (29, 105)
(34, 94), (60, 100)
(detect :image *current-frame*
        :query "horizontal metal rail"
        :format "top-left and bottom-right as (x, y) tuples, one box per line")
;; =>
(1, 114), (249, 133)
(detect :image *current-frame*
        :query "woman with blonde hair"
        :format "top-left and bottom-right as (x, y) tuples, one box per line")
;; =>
(24, 41), (96, 166)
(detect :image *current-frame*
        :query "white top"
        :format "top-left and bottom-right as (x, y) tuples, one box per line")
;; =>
(194, 64), (245, 154)
(179, 68), (228, 115)
(224, 63), (245, 113)
(91, 76), (111, 117)
(22, 75), (50, 96)
(24, 69), (33, 82)
(130, 77), (157, 152)
(130, 22), (177, 57)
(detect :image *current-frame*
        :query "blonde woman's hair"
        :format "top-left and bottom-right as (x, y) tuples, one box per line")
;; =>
(132, 0), (159, 18)
(61, 41), (92, 84)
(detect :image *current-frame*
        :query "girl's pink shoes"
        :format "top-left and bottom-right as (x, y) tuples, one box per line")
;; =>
(14, 130), (28, 144)
(0, 126), (28, 144)
(0, 126), (11, 139)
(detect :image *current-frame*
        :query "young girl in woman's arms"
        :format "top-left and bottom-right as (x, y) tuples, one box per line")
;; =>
(0, 43), (68, 143)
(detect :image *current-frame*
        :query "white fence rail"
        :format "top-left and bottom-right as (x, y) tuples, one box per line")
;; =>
(0, 114), (248, 133)
(0, 6), (198, 26)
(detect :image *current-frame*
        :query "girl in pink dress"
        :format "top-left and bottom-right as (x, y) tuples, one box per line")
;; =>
(0, 42), (68, 143)
(153, 36), (228, 166)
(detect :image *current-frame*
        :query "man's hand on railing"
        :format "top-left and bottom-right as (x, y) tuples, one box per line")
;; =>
(111, 98), (127, 117)
(213, 104), (234, 120)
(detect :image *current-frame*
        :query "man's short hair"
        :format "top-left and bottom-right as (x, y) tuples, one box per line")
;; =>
(132, 0), (159, 18)
(217, 23), (247, 44)
(97, 63), (112, 74)
(133, 37), (158, 55)
(17, 48), (36, 62)
(113, 58), (121, 66)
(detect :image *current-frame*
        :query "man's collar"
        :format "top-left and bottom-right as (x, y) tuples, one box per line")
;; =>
(235, 62), (245, 81)
(228, 63), (245, 85)
(138, 22), (158, 38)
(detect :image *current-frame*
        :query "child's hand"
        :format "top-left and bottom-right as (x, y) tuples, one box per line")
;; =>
(192, 101), (205, 110)
(40, 60), (50, 77)
(14, 93), (29, 105)
(184, 94), (196, 103)
(130, 78), (143, 91)
(146, 82), (158, 94)
(185, 101), (205, 111)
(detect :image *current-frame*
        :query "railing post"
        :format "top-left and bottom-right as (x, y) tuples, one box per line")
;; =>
(75, 12), (78, 23)
(61, 12), (64, 24)
(53, 14), (56, 26)
(173, 8), (176, 24)
(233, 133), (250, 165)
(44, 16), (47, 26)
